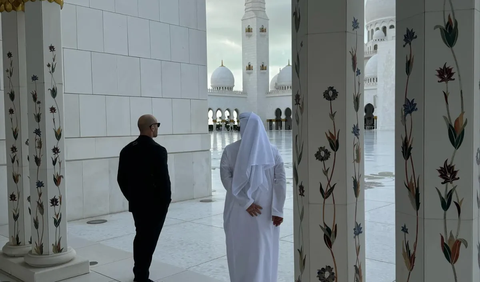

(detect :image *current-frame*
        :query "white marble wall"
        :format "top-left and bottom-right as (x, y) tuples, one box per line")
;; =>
(207, 92), (292, 123)
(266, 93), (291, 119)
(208, 94), (248, 119)
(375, 40), (395, 130)
(0, 0), (211, 223)
(364, 87), (376, 108)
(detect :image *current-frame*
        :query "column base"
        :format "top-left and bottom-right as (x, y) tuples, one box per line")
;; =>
(0, 248), (89, 282)
(2, 242), (32, 257)
(24, 247), (76, 267)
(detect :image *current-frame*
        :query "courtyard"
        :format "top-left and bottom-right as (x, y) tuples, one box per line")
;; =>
(0, 130), (395, 282)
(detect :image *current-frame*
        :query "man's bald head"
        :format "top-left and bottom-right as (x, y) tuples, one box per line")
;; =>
(138, 114), (159, 138)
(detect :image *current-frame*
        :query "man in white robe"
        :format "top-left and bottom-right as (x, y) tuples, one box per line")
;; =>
(220, 112), (287, 282)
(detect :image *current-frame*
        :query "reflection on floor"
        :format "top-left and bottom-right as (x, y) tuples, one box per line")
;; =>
(0, 130), (395, 282)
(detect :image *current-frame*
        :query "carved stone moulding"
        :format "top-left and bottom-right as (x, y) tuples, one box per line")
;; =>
(0, 0), (63, 13)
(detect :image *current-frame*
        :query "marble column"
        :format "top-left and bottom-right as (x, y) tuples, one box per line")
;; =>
(1, 11), (31, 257)
(292, 0), (365, 281)
(23, 1), (75, 267)
(395, 0), (480, 281)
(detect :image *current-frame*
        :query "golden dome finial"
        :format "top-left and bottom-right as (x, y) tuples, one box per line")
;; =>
(221, 60), (224, 66)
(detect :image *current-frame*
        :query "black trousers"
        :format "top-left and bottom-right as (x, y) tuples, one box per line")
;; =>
(131, 203), (169, 281)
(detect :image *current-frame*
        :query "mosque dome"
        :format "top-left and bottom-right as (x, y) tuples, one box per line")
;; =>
(365, 0), (395, 24)
(270, 73), (279, 90)
(373, 30), (386, 41)
(365, 54), (378, 77)
(211, 61), (235, 90)
(276, 62), (292, 89)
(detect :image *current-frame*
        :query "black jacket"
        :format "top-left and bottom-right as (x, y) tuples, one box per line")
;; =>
(117, 135), (172, 212)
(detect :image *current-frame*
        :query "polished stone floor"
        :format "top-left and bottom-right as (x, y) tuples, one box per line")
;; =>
(0, 130), (395, 282)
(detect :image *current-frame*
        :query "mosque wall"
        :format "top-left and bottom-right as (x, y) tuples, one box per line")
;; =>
(375, 40), (395, 130)
(364, 87), (376, 109)
(208, 95), (248, 118)
(0, 0), (211, 223)
(207, 93), (291, 122)
(266, 94), (291, 120)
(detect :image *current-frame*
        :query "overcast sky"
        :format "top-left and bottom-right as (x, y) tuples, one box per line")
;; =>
(205, 1), (367, 90)
(206, 0), (291, 90)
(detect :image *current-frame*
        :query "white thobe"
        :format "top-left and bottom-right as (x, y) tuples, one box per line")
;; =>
(220, 140), (287, 282)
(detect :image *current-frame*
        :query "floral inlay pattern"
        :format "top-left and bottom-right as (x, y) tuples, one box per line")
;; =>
(316, 83), (340, 280)
(292, 0), (306, 281)
(399, 27), (421, 282)
(6, 51), (22, 246)
(350, 17), (363, 282)
(31, 44), (65, 255)
(433, 0), (468, 280)
(47, 44), (64, 253)
(31, 72), (44, 255)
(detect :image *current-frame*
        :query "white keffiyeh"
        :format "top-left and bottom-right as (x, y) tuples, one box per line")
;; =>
(231, 112), (275, 199)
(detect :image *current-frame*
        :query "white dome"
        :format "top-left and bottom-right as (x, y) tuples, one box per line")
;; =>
(270, 73), (278, 90)
(211, 63), (234, 89)
(276, 64), (292, 88)
(373, 30), (386, 40)
(365, 54), (378, 77)
(365, 0), (395, 24)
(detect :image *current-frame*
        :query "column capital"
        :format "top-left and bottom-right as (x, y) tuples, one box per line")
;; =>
(0, 0), (63, 13)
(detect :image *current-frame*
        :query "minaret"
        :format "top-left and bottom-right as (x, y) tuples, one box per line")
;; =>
(242, 0), (269, 125)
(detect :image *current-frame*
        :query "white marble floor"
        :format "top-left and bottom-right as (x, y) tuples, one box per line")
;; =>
(0, 130), (395, 282)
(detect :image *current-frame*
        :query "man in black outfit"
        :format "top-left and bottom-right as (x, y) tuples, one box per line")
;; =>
(117, 114), (172, 282)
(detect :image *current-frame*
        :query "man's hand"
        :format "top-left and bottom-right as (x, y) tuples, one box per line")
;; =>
(272, 216), (283, 226)
(246, 203), (262, 217)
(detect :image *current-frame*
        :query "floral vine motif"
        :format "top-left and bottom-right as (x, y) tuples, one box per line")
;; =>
(31, 73), (44, 255)
(47, 44), (64, 254)
(6, 51), (22, 246)
(316, 85), (340, 281)
(399, 28), (420, 282)
(349, 17), (363, 282)
(292, 0), (306, 281)
(317, 266), (335, 282)
(433, 1), (468, 280)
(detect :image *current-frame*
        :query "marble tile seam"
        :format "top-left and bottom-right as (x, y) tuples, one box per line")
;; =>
(182, 221), (224, 230)
(89, 270), (121, 282)
(181, 255), (227, 271)
(64, 156), (120, 162)
(364, 199), (395, 205)
(365, 220), (395, 227)
(365, 257), (396, 265)
(65, 134), (210, 139)
(167, 212), (224, 223)
(95, 233), (136, 244)
(65, 149), (210, 160)
(366, 203), (394, 211)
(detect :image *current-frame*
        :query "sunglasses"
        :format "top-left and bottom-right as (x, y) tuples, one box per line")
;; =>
(150, 122), (161, 128)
